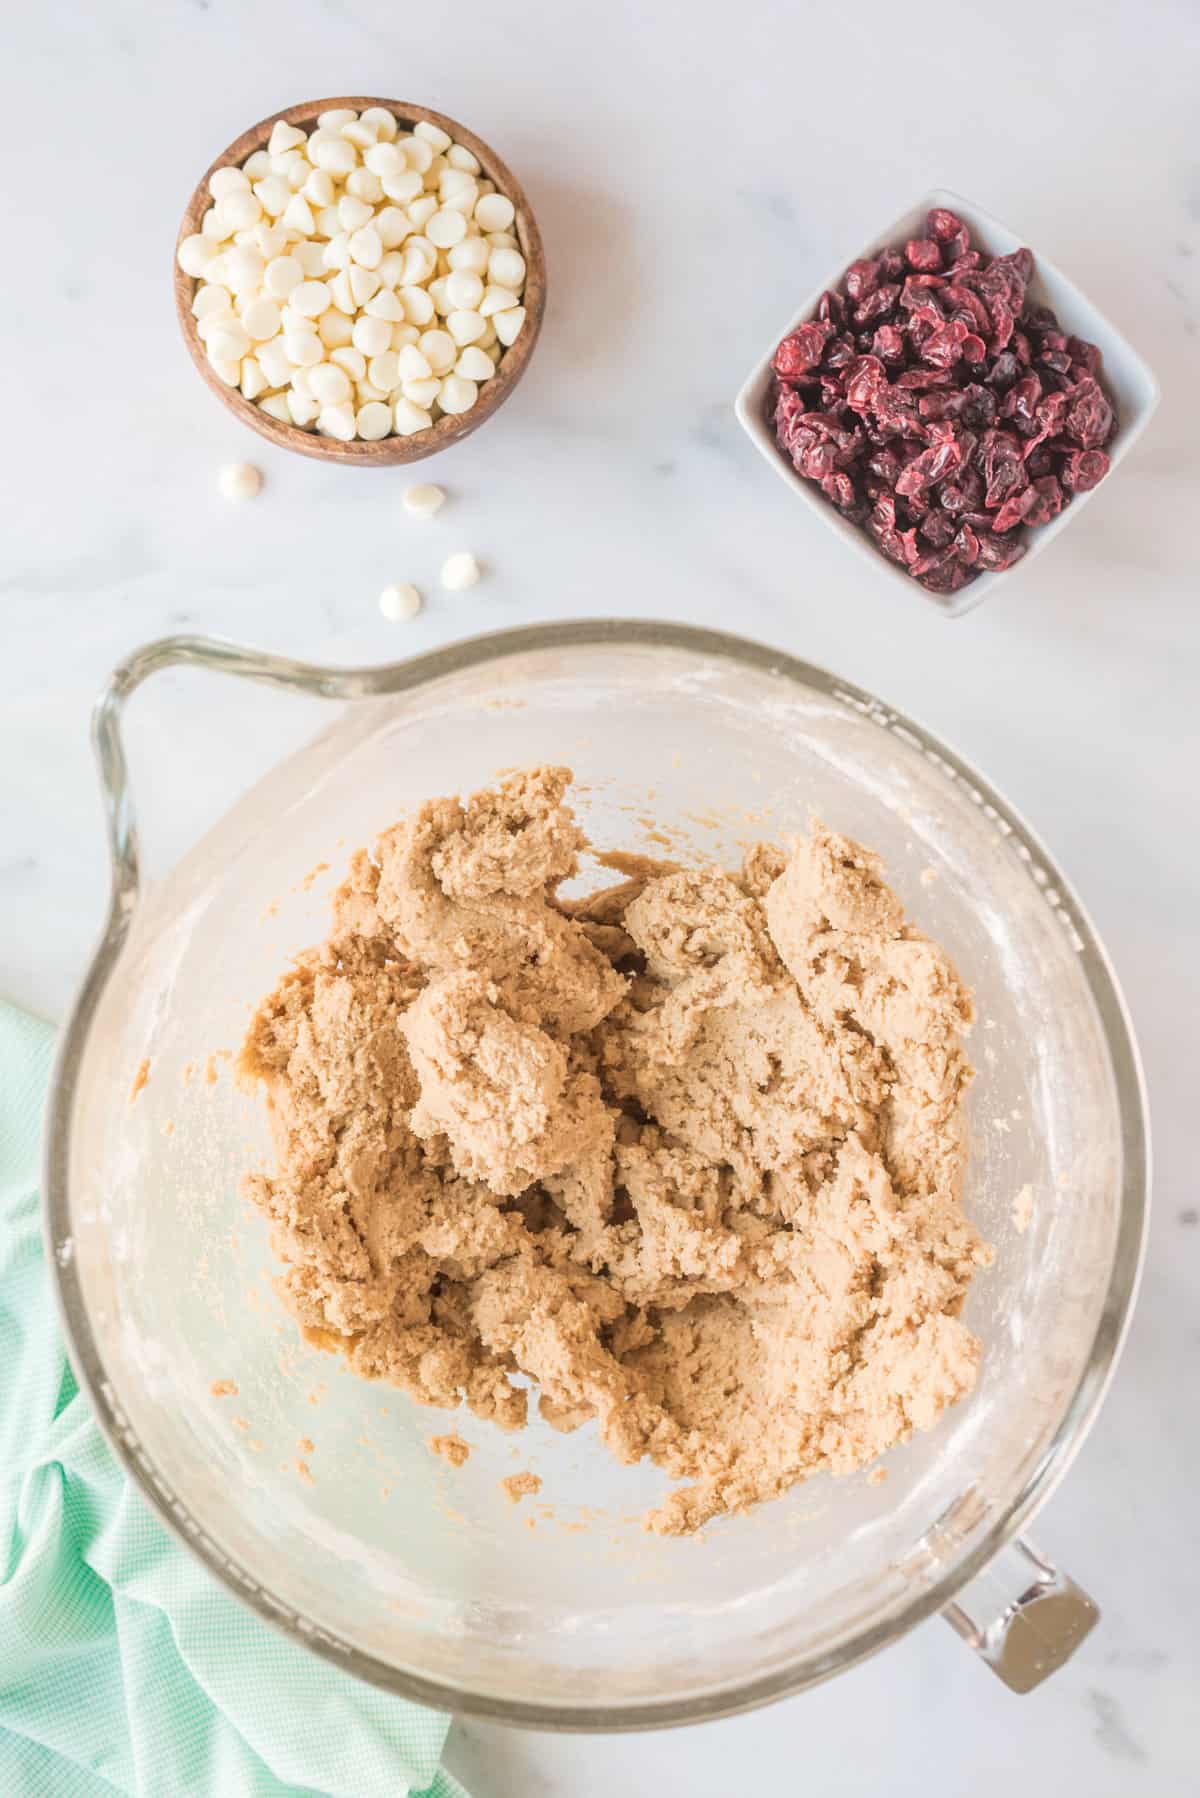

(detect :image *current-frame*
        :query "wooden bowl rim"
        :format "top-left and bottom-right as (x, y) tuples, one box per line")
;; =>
(174, 95), (546, 465)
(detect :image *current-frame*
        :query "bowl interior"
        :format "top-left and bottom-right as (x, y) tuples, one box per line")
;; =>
(175, 96), (545, 465)
(735, 187), (1159, 616)
(60, 633), (1136, 1721)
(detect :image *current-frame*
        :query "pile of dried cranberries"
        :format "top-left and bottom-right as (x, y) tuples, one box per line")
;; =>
(769, 207), (1117, 595)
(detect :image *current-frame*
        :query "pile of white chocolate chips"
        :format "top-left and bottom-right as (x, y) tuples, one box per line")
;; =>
(177, 108), (528, 442)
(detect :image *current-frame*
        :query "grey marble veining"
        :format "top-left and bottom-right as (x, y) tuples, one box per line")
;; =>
(2, 1), (1198, 1792)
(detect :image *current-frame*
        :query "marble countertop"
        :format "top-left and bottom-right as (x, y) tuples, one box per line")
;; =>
(3, 2), (1197, 1792)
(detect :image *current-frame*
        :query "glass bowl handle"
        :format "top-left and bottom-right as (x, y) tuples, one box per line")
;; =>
(942, 1536), (1099, 1692)
(92, 633), (378, 912)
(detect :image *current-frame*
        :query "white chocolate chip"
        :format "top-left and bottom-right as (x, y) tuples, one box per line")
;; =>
(427, 208), (467, 249)
(454, 345), (495, 380)
(260, 391), (292, 423)
(318, 402), (357, 440)
(177, 233), (217, 277)
(379, 582), (422, 620)
(240, 296), (282, 340)
(419, 329), (456, 375)
(210, 166), (250, 201)
(438, 373), (478, 414)
(348, 224), (383, 268)
(402, 482), (445, 517)
(445, 269), (484, 311)
(488, 247), (526, 290)
(293, 239), (328, 276)
(401, 376), (440, 407)
(367, 350), (401, 391)
(364, 287), (403, 321)
(397, 343), (433, 382)
(493, 305), (526, 347)
(352, 315), (393, 357)
(264, 254), (303, 299)
(302, 169), (336, 208)
(331, 345), (367, 379)
(218, 461), (262, 500)
(446, 309), (486, 347)
(440, 551), (480, 590)
(447, 236), (490, 277)
(240, 357), (268, 399)
(357, 400), (394, 440)
(393, 396), (434, 435)
(414, 120), (452, 154)
(206, 319), (251, 361)
(318, 308), (354, 348)
(348, 264), (382, 306)
(287, 389), (321, 425)
(268, 119), (307, 156)
(308, 362), (353, 406)
(474, 193), (515, 233)
(291, 280), (331, 318)
(361, 107), (399, 140)
(318, 108), (358, 130)
(446, 145), (481, 174)
(192, 284), (232, 319)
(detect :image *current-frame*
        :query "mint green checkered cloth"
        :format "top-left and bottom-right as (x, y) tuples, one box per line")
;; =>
(0, 1002), (466, 1798)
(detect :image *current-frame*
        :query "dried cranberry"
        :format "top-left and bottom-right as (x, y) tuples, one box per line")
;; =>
(773, 323), (833, 380)
(1023, 475), (1064, 526)
(900, 273), (946, 309)
(974, 533), (1028, 572)
(905, 237), (943, 272)
(894, 427), (964, 498)
(821, 471), (858, 509)
(926, 208), (967, 243)
(1065, 376), (1114, 449)
(988, 301), (1015, 352)
(980, 428), (1029, 508)
(853, 284), (901, 326)
(896, 366), (952, 390)
(993, 487), (1039, 532)
(959, 384), (997, 428)
(1001, 373), (1043, 426)
(843, 354), (886, 413)
(1061, 448), (1110, 491)
(1067, 336), (1102, 377)
(921, 319), (970, 369)
(954, 523), (981, 565)
(920, 509), (957, 549)
(987, 352), (1020, 391)
(1022, 390), (1068, 457)
(843, 261), (881, 303)
(939, 469), (985, 514)
(872, 324), (906, 365)
(773, 385), (808, 446)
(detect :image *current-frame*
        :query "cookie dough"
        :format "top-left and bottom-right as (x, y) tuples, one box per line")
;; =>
(239, 768), (989, 1534)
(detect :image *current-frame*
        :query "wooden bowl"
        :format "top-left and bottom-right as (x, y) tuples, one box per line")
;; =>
(174, 96), (546, 465)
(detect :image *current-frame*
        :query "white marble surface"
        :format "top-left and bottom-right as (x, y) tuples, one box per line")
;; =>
(3, 2), (1198, 1793)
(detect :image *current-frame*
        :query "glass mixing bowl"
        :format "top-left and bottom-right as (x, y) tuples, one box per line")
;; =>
(44, 622), (1148, 1725)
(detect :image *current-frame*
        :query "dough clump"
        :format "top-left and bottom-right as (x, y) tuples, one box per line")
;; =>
(239, 768), (989, 1533)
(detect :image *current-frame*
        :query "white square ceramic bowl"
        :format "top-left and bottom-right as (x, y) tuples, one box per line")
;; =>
(734, 188), (1160, 617)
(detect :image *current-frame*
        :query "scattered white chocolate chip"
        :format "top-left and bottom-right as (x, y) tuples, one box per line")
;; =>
(218, 462), (262, 501)
(180, 109), (529, 441)
(379, 582), (422, 620)
(440, 551), (480, 591)
(402, 482), (445, 518)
